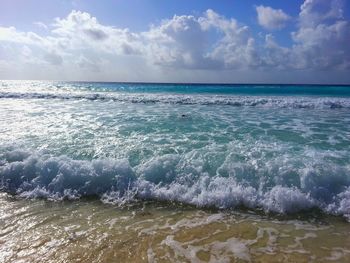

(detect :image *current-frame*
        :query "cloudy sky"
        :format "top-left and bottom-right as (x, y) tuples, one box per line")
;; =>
(0, 0), (349, 84)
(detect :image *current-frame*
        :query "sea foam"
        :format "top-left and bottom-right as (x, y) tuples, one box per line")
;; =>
(1, 147), (350, 220)
(1, 91), (350, 109)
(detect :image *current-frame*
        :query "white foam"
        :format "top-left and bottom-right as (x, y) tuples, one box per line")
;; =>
(1, 148), (350, 220)
(262, 186), (315, 214)
(211, 237), (251, 262)
(1, 91), (350, 109)
(327, 187), (350, 220)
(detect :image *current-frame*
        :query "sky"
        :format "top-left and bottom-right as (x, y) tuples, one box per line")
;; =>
(0, 0), (349, 84)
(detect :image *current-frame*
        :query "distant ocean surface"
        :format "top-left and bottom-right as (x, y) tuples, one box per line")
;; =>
(1, 80), (350, 219)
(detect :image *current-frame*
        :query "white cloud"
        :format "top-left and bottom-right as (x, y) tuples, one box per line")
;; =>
(144, 14), (211, 68)
(0, 26), (44, 45)
(256, 5), (291, 30)
(300, 0), (344, 26)
(144, 9), (259, 70)
(0, 1), (349, 83)
(291, 0), (350, 70)
(51, 10), (142, 55)
(43, 51), (63, 65)
(258, 0), (350, 71)
(33, 22), (48, 30)
(202, 10), (261, 69)
(262, 34), (291, 69)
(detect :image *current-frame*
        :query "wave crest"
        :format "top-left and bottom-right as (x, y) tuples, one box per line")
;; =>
(1, 148), (350, 220)
(1, 91), (350, 109)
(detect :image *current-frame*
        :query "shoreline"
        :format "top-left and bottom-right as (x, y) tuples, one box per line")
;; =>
(1, 193), (349, 262)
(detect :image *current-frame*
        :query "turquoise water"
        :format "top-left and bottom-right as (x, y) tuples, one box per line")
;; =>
(1, 80), (350, 220)
(23, 81), (350, 96)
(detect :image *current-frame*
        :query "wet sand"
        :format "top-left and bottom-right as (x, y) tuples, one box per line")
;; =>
(1, 193), (350, 262)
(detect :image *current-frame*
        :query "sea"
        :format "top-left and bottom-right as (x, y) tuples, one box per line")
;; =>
(1, 80), (350, 262)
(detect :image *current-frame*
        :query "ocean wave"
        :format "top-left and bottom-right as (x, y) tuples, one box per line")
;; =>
(1, 91), (350, 109)
(1, 148), (350, 220)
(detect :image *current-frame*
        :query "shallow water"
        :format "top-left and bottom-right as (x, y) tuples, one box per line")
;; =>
(1, 193), (350, 262)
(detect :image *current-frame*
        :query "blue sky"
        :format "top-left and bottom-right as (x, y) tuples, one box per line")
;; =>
(0, 0), (349, 83)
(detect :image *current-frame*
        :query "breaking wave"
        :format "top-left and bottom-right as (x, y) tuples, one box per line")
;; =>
(1, 91), (350, 109)
(1, 147), (350, 220)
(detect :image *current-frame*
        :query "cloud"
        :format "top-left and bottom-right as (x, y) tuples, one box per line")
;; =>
(256, 5), (291, 30)
(203, 10), (261, 69)
(299, 0), (344, 26)
(257, 0), (350, 71)
(262, 34), (291, 69)
(0, 9), (263, 72)
(144, 9), (258, 70)
(83, 28), (108, 41)
(77, 55), (101, 72)
(144, 14), (210, 69)
(33, 22), (48, 30)
(0, 1), (349, 83)
(0, 26), (44, 45)
(44, 51), (63, 65)
(291, 0), (350, 70)
(51, 10), (142, 54)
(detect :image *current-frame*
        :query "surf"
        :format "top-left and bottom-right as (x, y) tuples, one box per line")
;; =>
(1, 147), (350, 220)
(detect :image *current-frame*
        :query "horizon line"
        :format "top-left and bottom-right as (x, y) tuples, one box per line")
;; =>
(1, 79), (350, 86)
